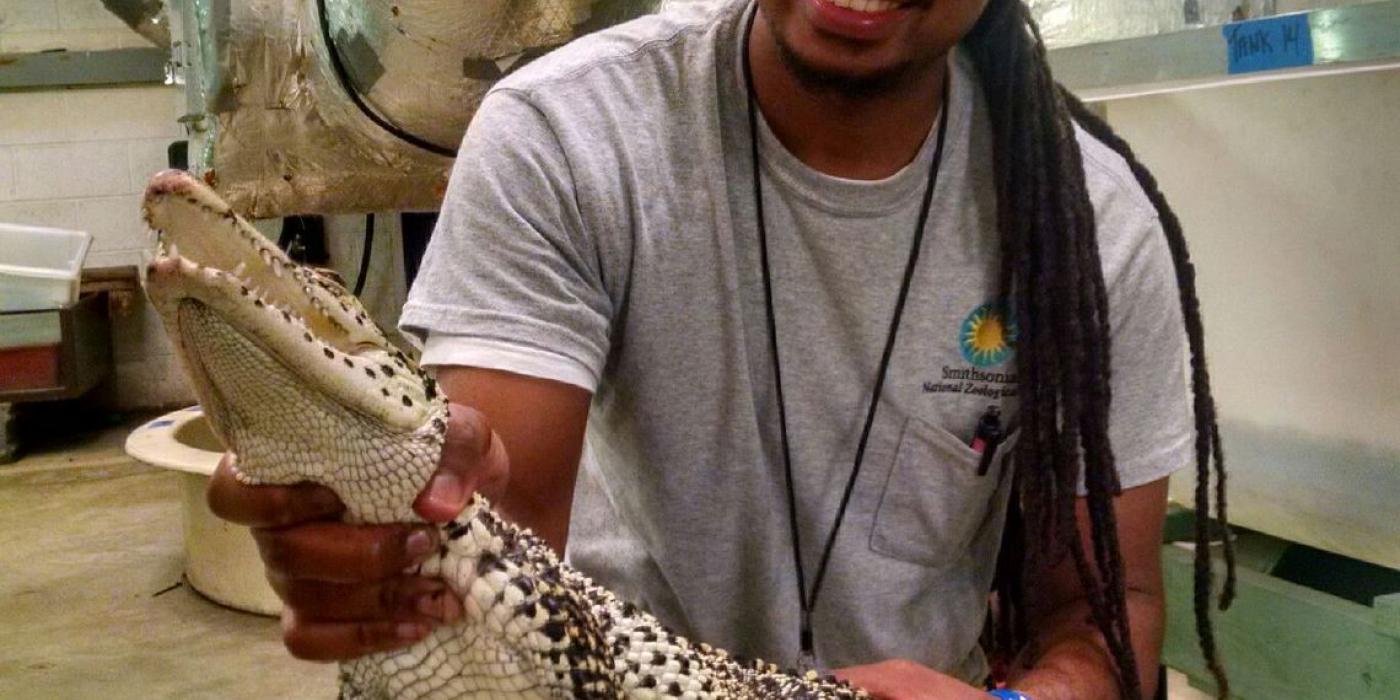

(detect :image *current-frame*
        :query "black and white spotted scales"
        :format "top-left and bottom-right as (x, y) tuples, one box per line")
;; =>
(141, 170), (870, 699)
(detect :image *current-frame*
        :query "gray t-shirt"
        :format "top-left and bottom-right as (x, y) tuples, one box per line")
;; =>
(400, 0), (1192, 682)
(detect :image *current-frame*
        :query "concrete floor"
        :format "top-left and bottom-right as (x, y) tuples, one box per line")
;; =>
(0, 416), (1213, 699)
(0, 414), (337, 699)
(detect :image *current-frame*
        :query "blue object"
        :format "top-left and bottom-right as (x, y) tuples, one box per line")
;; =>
(988, 690), (1033, 700)
(1223, 13), (1314, 74)
(147, 419), (175, 429)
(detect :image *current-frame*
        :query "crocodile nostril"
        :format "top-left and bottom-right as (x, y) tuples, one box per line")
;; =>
(144, 169), (194, 199)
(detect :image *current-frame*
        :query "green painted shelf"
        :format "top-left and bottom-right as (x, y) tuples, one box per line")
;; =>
(1161, 513), (1400, 699)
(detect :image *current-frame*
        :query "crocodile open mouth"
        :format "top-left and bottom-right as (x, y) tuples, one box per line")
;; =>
(142, 170), (384, 353)
(141, 170), (436, 433)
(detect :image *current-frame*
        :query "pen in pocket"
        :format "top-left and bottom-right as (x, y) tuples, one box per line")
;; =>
(971, 405), (1003, 476)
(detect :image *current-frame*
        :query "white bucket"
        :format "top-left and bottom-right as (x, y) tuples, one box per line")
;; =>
(125, 406), (281, 616)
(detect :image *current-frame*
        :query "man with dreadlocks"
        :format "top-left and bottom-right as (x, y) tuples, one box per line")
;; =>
(210, 0), (1233, 698)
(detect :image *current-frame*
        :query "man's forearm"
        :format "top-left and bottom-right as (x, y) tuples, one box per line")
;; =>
(436, 367), (592, 555)
(497, 485), (575, 553)
(1007, 588), (1164, 700)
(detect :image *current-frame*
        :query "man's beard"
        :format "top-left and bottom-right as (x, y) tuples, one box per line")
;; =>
(771, 31), (923, 99)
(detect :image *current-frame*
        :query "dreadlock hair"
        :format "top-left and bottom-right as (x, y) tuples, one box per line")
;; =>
(961, 2), (1238, 698)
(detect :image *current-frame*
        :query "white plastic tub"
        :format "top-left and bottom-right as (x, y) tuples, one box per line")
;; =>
(125, 406), (282, 616)
(0, 223), (93, 312)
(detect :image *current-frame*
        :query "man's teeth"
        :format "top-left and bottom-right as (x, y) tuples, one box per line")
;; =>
(829, 0), (900, 12)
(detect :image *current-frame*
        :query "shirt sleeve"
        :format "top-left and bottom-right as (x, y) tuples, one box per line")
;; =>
(1098, 207), (1196, 493)
(399, 89), (612, 385)
(420, 333), (599, 392)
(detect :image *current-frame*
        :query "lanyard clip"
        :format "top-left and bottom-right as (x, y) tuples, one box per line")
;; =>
(972, 405), (1003, 476)
(797, 609), (820, 673)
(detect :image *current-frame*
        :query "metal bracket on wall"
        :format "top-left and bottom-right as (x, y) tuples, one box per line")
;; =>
(0, 47), (168, 91)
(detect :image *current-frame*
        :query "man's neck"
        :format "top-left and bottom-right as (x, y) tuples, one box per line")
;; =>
(747, 13), (948, 181)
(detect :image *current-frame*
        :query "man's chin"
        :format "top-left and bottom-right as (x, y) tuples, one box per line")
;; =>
(774, 37), (916, 98)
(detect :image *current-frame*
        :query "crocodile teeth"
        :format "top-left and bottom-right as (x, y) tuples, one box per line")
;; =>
(232, 262), (247, 277)
(168, 242), (180, 258)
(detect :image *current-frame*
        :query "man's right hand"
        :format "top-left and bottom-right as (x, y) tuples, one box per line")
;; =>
(206, 403), (509, 662)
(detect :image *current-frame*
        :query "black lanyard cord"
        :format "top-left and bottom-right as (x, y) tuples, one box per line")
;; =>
(740, 6), (953, 666)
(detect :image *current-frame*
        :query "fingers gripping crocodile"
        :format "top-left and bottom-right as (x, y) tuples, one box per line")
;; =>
(141, 170), (869, 700)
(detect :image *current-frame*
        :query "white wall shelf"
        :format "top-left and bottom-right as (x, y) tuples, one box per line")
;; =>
(1050, 0), (1400, 101)
(0, 47), (166, 91)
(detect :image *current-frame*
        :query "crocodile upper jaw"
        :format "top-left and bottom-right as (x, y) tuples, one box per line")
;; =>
(141, 171), (437, 438)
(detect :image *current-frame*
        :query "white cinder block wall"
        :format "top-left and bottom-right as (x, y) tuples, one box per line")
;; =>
(0, 0), (156, 53)
(2, 0), (198, 409)
(2, 1), (414, 410)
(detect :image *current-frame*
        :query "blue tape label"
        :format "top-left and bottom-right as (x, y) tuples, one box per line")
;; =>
(1223, 13), (1314, 74)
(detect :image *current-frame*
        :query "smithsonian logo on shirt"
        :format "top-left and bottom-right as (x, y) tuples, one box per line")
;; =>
(959, 302), (1017, 368)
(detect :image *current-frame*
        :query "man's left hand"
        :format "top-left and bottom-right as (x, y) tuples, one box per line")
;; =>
(833, 659), (988, 700)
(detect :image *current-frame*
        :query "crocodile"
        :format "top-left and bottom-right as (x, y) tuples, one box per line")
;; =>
(140, 170), (868, 700)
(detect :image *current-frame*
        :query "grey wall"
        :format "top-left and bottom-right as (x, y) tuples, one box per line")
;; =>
(1105, 68), (1400, 566)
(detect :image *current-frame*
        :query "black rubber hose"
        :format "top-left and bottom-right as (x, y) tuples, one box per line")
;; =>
(352, 214), (374, 297)
(314, 0), (455, 157)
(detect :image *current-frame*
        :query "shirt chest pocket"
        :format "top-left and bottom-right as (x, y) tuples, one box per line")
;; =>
(869, 416), (1020, 568)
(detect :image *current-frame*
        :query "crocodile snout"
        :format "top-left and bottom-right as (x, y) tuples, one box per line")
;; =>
(145, 169), (198, 199)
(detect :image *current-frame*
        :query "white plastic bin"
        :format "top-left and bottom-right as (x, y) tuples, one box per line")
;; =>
(0, 223), (93, 312)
